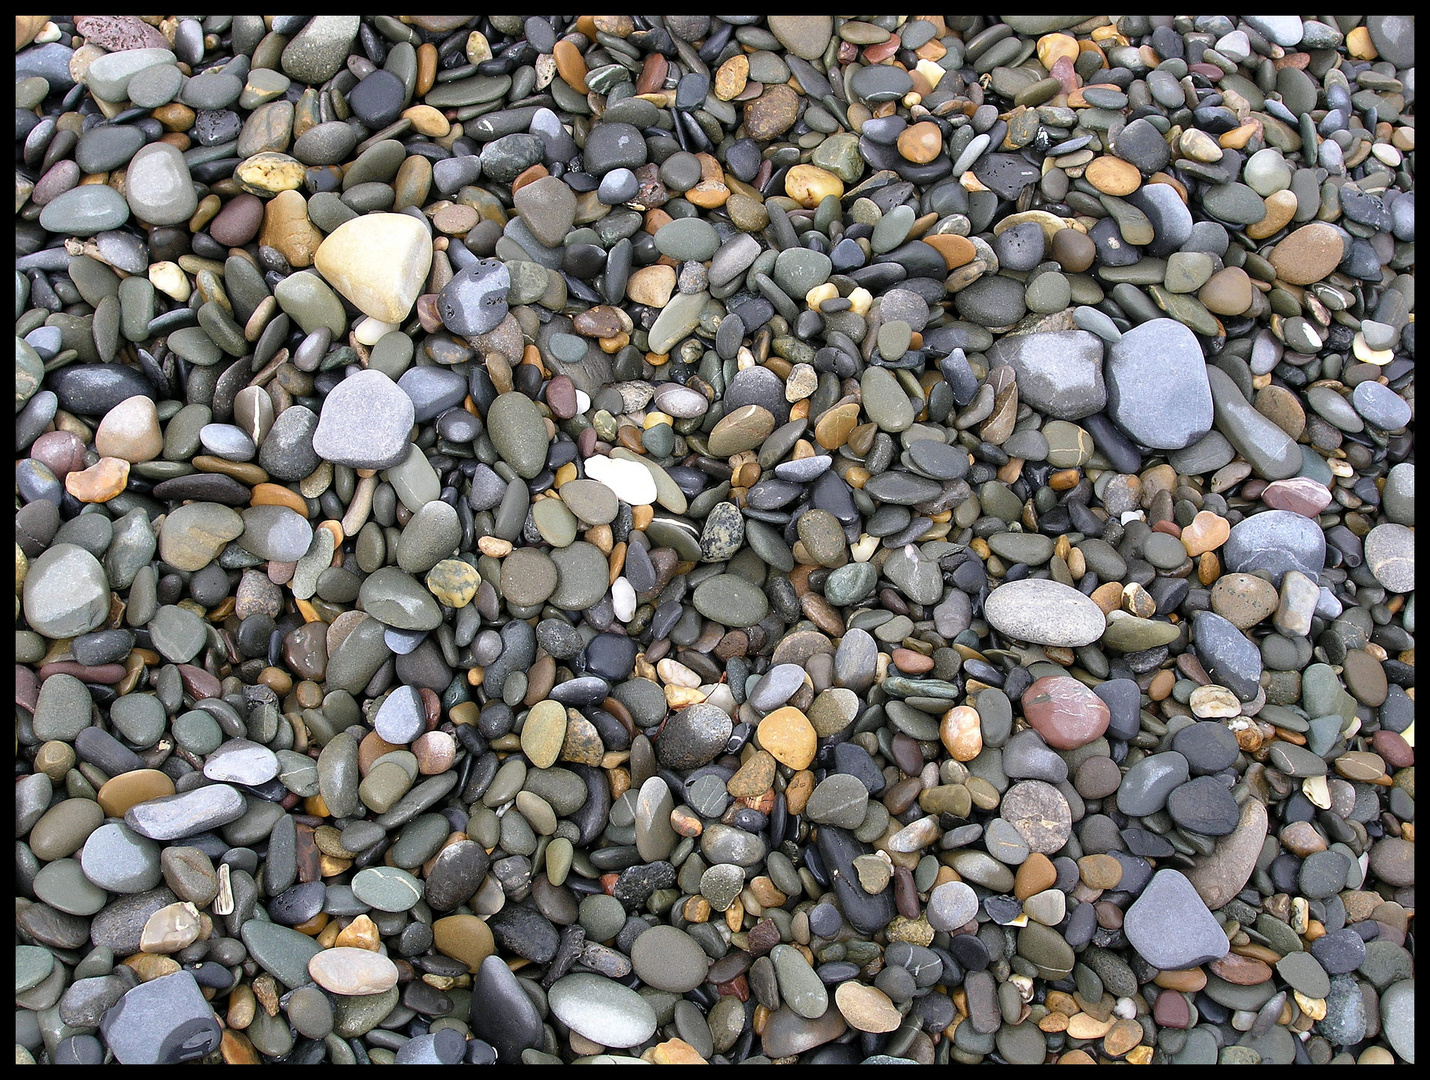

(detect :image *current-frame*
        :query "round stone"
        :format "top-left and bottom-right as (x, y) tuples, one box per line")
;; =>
(984, 578), (1107, 647)
(629, 925), (708, 992)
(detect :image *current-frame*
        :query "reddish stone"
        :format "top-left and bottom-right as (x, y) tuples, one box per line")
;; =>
(38, 661), (126, 683)
(29, 431), (88, 478)
(1153, 989), (1191, 1029)
(1021, 676), (1111, 750)
(546, 374), (578, 419)
(1261, 477), (1333, 517)
(1370, 729), (1413, 769)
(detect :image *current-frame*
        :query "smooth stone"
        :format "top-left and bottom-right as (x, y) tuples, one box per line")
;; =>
(38, 184), (131, 237)
(468, 954), (543, 1063)
(1124, 869), (1230, 969)
(1192, 611), (1264, 701)
(1207, 366), (1302, 480)
(314, 213), (433, 323)
(1017, 681), (1107, 759)
(1222, 510), (1326, 586)
(124, 143), (197, 227)
(308, 948), (400, 995)
(1117, 751), (1191, 817)
(1104, 318), (1214, 449)
(547, 972), (658, 1048)
(311, 369), (414, 469)
(630, 925), (708, 993)
(1363, 523), (1414, 593)
(98, 971), (221, 1064)
(984, 578), (1106, 647)
(986, 330), (1105, 420)
(22, 543), (111, 638)
(124, 785), (247, 841)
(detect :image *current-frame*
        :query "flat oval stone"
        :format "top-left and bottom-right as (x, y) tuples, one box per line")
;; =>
(547, 972), (657, 1048)
(692, 574), (769, 625)
(124, 785), (247, 841)
(630, 925), (709, 992)
(1021, 676), (1111, 749)
(984, 578), (1106, 647)
(308, 947), (399, 995)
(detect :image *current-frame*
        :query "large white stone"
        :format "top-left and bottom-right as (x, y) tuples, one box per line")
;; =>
(313, 212), (433, 322)
(982, 578), (1107, 647)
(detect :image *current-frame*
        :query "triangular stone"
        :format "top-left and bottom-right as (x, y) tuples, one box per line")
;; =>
(313, 212), (432, 322)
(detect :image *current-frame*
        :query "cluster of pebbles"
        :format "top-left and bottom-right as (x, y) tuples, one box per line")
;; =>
(14, 12), (1415, 1067)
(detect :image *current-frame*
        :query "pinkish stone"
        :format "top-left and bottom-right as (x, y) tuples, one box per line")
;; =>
(1021, 676), (1111, 750)
(1260, 477), (1332, 517)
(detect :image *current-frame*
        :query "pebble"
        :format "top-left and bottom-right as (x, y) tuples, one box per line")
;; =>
(14, 13), (1417, 1071)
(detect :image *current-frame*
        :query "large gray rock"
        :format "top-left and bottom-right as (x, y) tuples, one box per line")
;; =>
(986, 330), (1105, 420)
(1103, 318), (1213, 449)
(1124, 869), (1230, 970)
(99, 970), (221, 1063)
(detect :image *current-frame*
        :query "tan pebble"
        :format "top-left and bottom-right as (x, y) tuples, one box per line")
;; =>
(140, 901), (204, 954)
(727, 749), (778, 797)
(65, 456), (130, 502)
(335, 913), (382, 951)
(521, 699), (567, 769)
(1189, 684), (1241, 718)
(756, 706), (817, 769)
(1084, 155), (1141, 196)
(714, 54), (749, 100)
(94, 395), (163, 462)
(1246, 188), (1299, 240)
(921, 233), (976, 270)
(939, 705), (983, 761)
(402, 104), (450, 138)
(1066, 1011), (1116, 1039)
(1037, 33), (1080, 70)
(97, 769), (175, 817)
(1180, 509), (1230, 556)
(784, 164), (844, 209)
(125, 952), (182, 981)
(1345, 25), (1377, 60)
(626, 264), (677, 307)
(431, 914), (494, 972)
(308, 947), (399, 995)
(644, 1038), (708, 1064)
(552, 39), (588, 93)
(1199, 266), (1254, 315)
(1102, 1017), (1145, 1057)
(835, 981), (902, 1032)
(1268, 221), (1345, 285)
(897, 121), (942, 164)
(259, 188), (323, 268)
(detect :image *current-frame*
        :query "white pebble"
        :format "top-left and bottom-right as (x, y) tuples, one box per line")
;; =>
(354, 316), (397, 345)
(583, 455), (657, 505)
(611, 576), (635, 621)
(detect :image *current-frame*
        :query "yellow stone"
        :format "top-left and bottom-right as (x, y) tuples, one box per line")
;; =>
(402, 105), (451, 138)
(1246, 188), (1298, 240)
(432, 914), (495, 973)
(784, 164), (844, 209)
(714, 54), (749, 100)
(756, 706), (817, 769)
(335, 913), (382, 951)
(1065, 1011), (1116, 1040)
(313, 212), (433, 323)
(1084, 155), (1141, 196)
(1345, 26), (1377, 60)
(1037, 33), (1080, 71)
(939, 705), (983, 761)
(835, 981), (903, 1032)
(65, 456), (130, 503)
(521, 699), (567, 769)
(644, 1038), (708, 1064)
